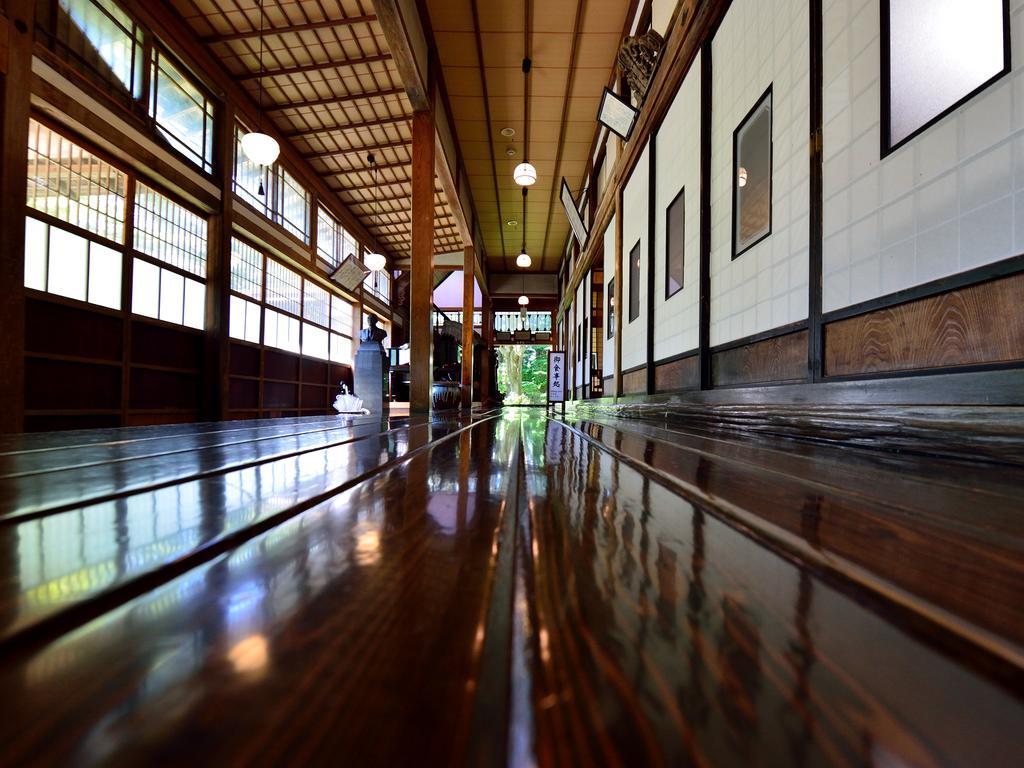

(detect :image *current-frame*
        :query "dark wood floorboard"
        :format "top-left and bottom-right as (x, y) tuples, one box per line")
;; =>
(0, 410), (1020, 767)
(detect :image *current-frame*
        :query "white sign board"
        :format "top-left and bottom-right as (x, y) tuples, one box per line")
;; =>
(547, 350), (567, 403)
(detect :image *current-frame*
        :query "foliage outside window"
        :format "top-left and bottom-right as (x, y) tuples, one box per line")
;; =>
(497, 345), (549, 405)
(56, 0), (143, 98)
(665, 188), (684, 297)
(150, 48), (214, 173)
(732, 87), (772, 258)
(316, 206), (359, 268)
(233, 122), (311, 244)
(628, 240), (640, 322)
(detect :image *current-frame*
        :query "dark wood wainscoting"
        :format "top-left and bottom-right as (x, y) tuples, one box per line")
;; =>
(654, 353), (699, 392)
(824, 272), (1024, 377)
(711, 330), (808, 387)
(622, 367), (646, 395)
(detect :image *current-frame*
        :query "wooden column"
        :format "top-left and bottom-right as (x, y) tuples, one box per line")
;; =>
(480, 292), (492, 407)
(0, 0), (35, 433)
(460, 247), (474, 409)
(203, 102), (235, 421)
(613, 187), (624, 399)
(409, 109), (435, 413)
(698, 41), (713, 390)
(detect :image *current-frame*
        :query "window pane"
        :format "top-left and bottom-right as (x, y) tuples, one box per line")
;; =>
(607, 278), (615, 337)
(230, 237), (263, 299)
(150, 49), (214, 172)
(229, 295), (246, 341)
(57, 0), (143, 98)
(48, 227), (89, 301)
(264, 309), (300, 353)
(183, 277), (205, 329)
(330, 333), (352, 365)
(330, 294), (353, 336)
(88, 241), (122, 309)
(265, 259), (301, 316)
(302, 280), (330, 327)
(628, 241), (640, 322)
(666, 189), (684, 297)
(733, 88), (772, 257)
(24, 217), (48, 291)
(27, 120), (127, 243)
(134, 183), (208, 277)
(302, 323), (329, 360)
(246, 299), (262, 344)
(887, 0), (1006, 150)
(159, 269), (184, 324)
(317, 206), (338, 265)
(132, 257), (160, 318)
(278, 168), (310, 242)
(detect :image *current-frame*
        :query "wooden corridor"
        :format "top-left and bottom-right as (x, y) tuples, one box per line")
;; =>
(0, 410), (1021, 766)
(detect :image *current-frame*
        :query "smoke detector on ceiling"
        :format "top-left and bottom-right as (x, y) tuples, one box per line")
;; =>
(500, 127), (516, 137)
(506, 219), (518, 227)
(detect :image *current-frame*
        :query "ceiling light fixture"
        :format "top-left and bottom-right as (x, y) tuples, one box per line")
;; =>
(506, 219), (518, 228)
(364, 153), (387, 272)
(518, 294), (530, 306)
(501, 127), (516, 137)
(241, 0), (280, 175)
(516, 187), (531, 268)
(514, 57), (537, 187)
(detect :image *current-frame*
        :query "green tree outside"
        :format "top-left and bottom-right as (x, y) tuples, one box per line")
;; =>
(497, 345), (549, 405)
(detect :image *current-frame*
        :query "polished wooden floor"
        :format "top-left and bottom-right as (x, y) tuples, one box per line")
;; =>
(0, 410), (1021, 766)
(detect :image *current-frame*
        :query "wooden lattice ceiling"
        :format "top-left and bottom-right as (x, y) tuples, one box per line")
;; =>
(424, 0), (630, 272)
(172, 0), (463, 258)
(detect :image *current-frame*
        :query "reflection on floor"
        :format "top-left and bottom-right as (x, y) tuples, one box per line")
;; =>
(0, 410), (1021, 765)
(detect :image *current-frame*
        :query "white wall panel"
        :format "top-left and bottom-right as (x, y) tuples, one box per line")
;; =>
(621, 142), (650, 371)
(602, 215), (617, 382)
(654, 51), (702, 360)
(710, 0), (810, 345)
(822, 0), (1024, 312)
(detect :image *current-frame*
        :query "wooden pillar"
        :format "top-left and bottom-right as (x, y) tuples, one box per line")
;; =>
(613, 187), (624, 399)
(698, 41), (713, 390)
(409, 109), (435, 413)
(480, 292), (492, 407)
(203, 102), (235, 421)
(460, 247), (474, 409)
(0, 0), (36, 433)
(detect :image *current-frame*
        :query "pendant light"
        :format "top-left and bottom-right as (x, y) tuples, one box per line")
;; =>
(513, 57), (537, 187)
(516, 188), (532, 268)
(364, 153), (387, 272)
(241, 0), (280, 171)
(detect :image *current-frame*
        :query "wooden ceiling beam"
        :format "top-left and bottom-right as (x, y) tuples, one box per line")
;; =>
(326, 160), (409, 175)
(304, 138), (411, 160)
(266, 86), (405, 112)
(235, 53), (392, 82)
(283, 113), (410, 138)
(201, 15), (378, 44)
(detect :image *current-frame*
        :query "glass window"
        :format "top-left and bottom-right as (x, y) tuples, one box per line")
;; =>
(607, 278), (615, 338)
(278, 168), (310, 243)
(229, 295), (262, 344)
(733, 87), (772, 258)
(24, 216), (123, 309)
(317, 206), (338, 266)
(132, 257), (204, 328)
(56, 0), (144, 98)
(265, 259), (302, 316)
(302, 281), (330, 327)
(230, 237), (263, 300)
(884, 0), (1008, 153)
(665, 188), (684, 298)
(331, 295), (353, 337)
(302, 323), (329, 360)
(133, 183), (208, 277)
(149, 48), (214, 173)
(264, 308), (300, 353)
(27, 119), (127, 243)
(628, 241), (640, 323)
(330, 333), (353, 365)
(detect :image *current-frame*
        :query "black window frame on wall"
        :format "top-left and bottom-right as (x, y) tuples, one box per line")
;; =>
(731, 85), (773, 260)
(880, 0), (1012, 158)
(628, 239), (641, 322)
(665, 186), (685, 299)
(607, 278), (615, 338)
